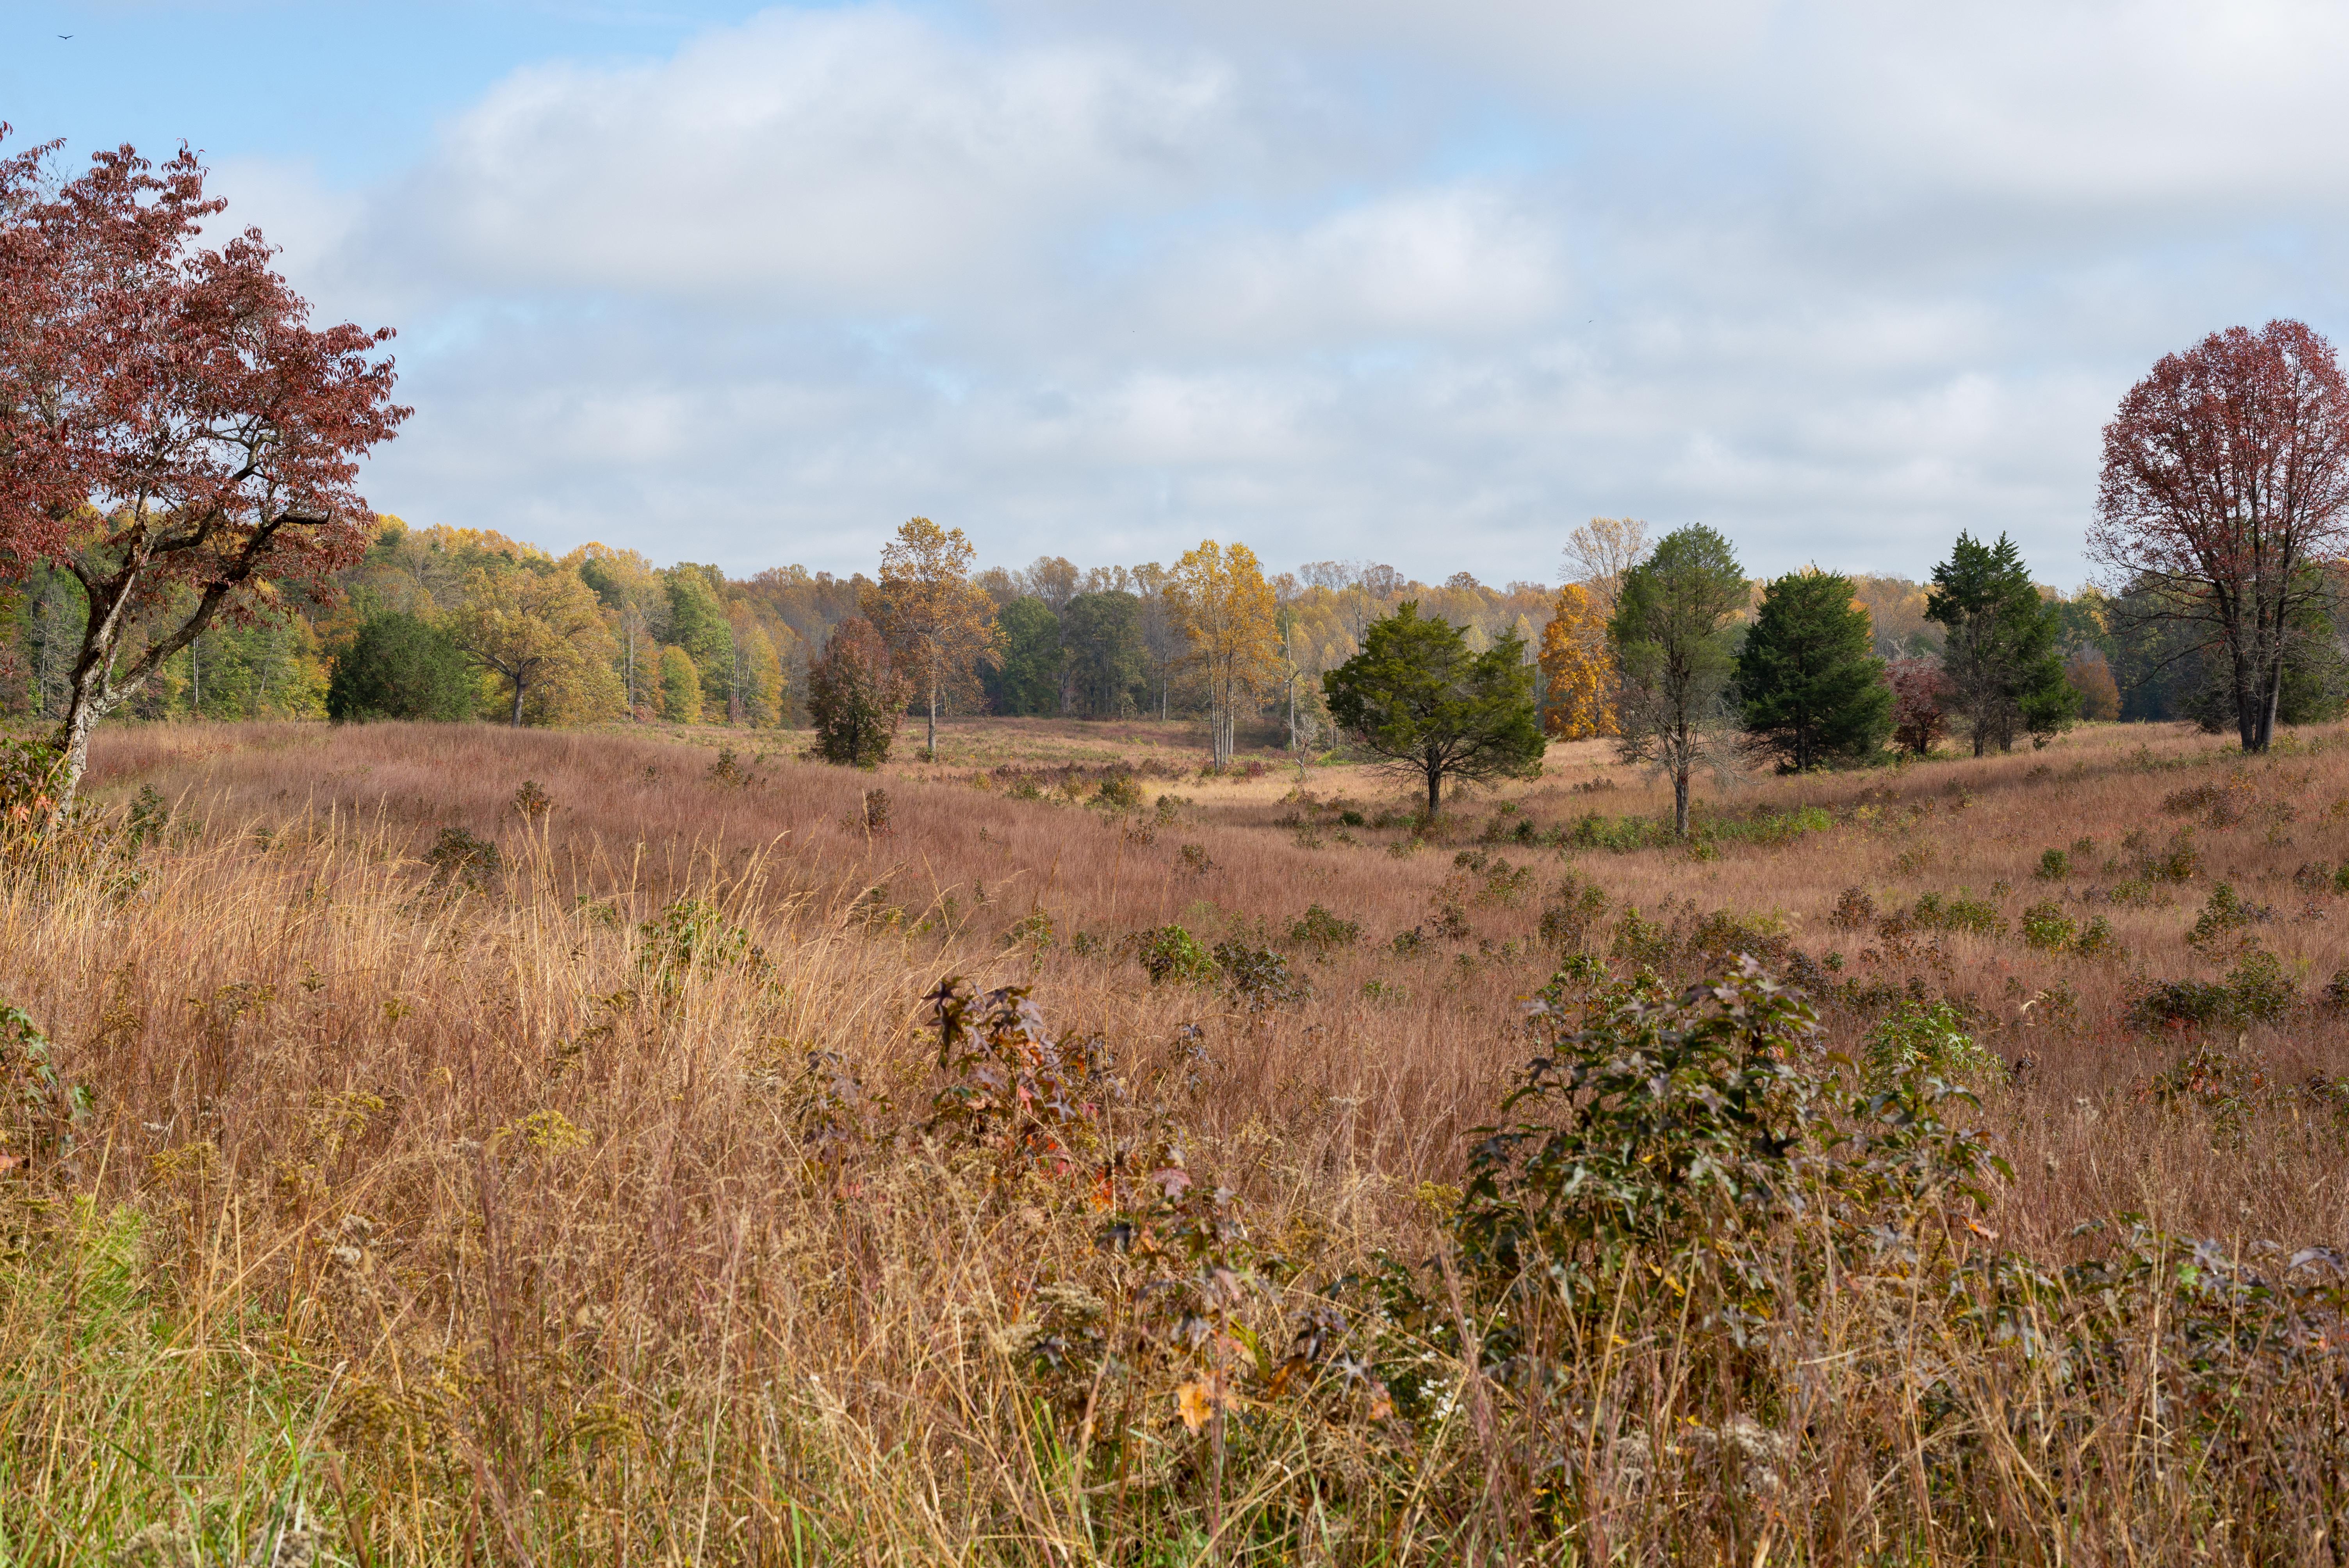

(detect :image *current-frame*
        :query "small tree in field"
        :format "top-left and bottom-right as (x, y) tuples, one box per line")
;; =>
(1886, 658), (1949, 755)
(1735, 568), (1890, 772)
(865, 518), (997, 759)
(448, 566), (620, 727)
(1322, 602), (1543, 819)
(0, 138), (408, 800)
(809, 617), (907, 768)
(1610, 525), (1746, 837)
(2091, 320), (2349, 754)
(326, 611), (471, 722)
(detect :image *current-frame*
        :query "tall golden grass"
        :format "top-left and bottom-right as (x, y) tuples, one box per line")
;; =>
(3, 716), (2348, 1563)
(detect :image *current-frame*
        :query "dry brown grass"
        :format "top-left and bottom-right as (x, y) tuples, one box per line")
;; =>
(4, 715), (2349, 1562)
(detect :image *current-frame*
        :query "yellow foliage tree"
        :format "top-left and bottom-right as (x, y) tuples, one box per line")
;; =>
(1165, 540), (1280, 768)
(865, 517), (1000, 758)
(1538, 582), (1613, 739)
(659, 645), (702, 723)
(449, 567), (624, 727)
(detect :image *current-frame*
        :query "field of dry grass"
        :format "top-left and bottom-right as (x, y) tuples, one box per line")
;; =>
(9, 715), (2349, 1563)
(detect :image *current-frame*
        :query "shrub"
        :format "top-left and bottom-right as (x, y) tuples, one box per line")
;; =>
(1538, 875), (1611, 951)
(1177, 844), (1215, 874)
(2018, 900), (2076, 951)
(1829, 886), (1876, 930)
(1610, 907), (1674, 968)
(512, 779), (553, 820)
(2073, 916), (2122, 959)
(1093, 774), (1142, 811)
(2133, 949), (2296, 1030)
(2034, 848), (2069, 880)
(0, 1001), (89, 1175)
(424, 826), (500, 889)
(637, 897), (766, 993)
(1864, 1001), (1995, 1085)
(2187, 882), (2271, 951)
(1213, 941), (1306, 1010)
(1132, 925), (1215, 985)
(1285, 904), (1361, 959)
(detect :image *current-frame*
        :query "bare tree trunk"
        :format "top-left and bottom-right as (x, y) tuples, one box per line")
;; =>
(927, 686), (938, 757)
(1425, 765), (1440, 820)
(1674, 763), (1691, 837)
(511, 679), (526, 727)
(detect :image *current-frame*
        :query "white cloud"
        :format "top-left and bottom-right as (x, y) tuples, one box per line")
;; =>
(205, 0), (2349, 589)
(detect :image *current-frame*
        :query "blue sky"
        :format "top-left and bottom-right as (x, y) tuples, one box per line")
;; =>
(10, 1), (2349, 586)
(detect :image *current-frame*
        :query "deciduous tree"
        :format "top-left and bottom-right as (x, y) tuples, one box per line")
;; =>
(0, 137), (409, 799)
(1886, 658), (1949, 755)
(1561, 517), (1651, 618)
(866, 518), (999, 758)
(1927, 532), (2073, 754)
(2092, 320), (2349, 753)
(1537, 582), (1613, 740)
(449, 566), (621, 727)
(1323, 602), (1543, 818)
(1164, 540), (1279, 768)
(1735, 569), (1891, 771)
(1610, 525), (1746, 837)
(984, 596), (1062, 716)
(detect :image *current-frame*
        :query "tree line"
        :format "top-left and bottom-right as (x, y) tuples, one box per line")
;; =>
(7, 135), (2349, 807)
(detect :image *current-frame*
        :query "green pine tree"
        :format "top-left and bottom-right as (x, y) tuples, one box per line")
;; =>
(1927, 533), (2074, 754)
(1322, 602), (1543, 818)
(1736, 569), (1892, 771)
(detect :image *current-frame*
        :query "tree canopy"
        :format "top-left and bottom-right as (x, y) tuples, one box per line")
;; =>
(1322, 602), (1543, 818)
(0, 137), (408, 797)
(2091, 319), (2349, 753)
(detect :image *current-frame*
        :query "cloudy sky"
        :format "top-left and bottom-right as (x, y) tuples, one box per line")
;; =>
(9, 1), (2347, 586)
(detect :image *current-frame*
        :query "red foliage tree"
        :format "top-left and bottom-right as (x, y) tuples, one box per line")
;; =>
(2090, 320), (2349, 754)
(0, 133), (408, 797)
(1885, 657), (1947, 755)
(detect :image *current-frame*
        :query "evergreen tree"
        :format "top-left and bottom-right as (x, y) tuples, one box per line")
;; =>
(1322, 602), (1543, 819)
(1735, 569), (1891, 771)
(984, 597), (1062, 715)
(1926, 533), (2074, 754)
(327, 612), (473, 722)
(1611, 525), (1747, 836)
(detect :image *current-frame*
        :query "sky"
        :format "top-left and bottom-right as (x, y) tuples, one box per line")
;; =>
(9, 1), (2349, 588)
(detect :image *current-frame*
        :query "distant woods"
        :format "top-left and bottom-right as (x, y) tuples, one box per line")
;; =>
(9, 320), (2349, 762)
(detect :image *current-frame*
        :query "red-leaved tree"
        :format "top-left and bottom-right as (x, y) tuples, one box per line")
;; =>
(2090, 320), (2349, 754)
(0, 132), (408, 799)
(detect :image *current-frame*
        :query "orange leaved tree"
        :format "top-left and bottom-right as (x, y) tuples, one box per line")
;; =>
(865, 518), (998, 759)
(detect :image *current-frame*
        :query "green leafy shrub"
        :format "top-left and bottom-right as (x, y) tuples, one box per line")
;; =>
(2019, 900), (2076, 951)
(1093, 774), (1143, 811)
(2133, 950), (2296, 1030)
(1538, 874), (1611, 951)
(0, 1002), (89, 1175)
(424, 826), (500, 889)
(2035, 848), (2069, 880)
(1213, 940), (1307, 1010)
(1864, 1001), (1995, 1085)
(1610, 907), (1674, 967)
(638, 897), (767, 996)
(1285, 904), (1361, 959)
(1132, 924), (1215, 985)
(2187, 882), (2271, 951)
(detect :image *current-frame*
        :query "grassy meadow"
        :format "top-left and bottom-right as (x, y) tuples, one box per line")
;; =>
(8, 714), (2349, 1563)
